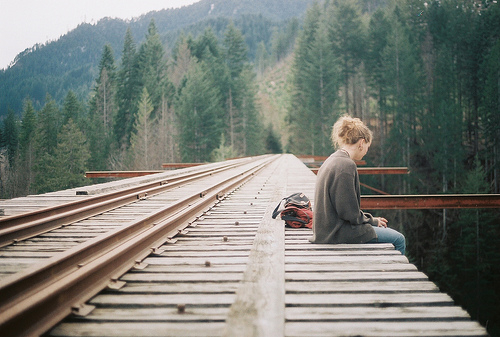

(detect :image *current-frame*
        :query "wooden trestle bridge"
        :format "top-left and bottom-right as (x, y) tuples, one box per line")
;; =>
(0, 154), (494, 336)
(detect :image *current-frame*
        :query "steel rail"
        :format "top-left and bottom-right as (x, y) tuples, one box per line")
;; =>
(361, 194), (500, 209)
(357, 167), (409, 175)
(85, 170), (164, 178)
(0, 157), (257, 247)
(0, 154), (278, 337)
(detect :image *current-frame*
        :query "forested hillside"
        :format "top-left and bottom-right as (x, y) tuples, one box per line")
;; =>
(0, 0), (316, 117)
(287, 1), (500, 336)
(1, 0), (500, 335)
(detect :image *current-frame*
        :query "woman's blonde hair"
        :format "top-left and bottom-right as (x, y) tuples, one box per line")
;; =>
(331, 115), (373, 149)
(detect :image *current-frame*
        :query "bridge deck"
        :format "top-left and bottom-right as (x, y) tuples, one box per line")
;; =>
(0, 155), (488, 336)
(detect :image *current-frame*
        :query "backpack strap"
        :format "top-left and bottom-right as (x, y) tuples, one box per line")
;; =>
(271, 198), (286, 219)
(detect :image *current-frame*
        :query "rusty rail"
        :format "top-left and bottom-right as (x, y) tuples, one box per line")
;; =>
(0, 154), (277, 337)
(0, 157), (258, 248)
(361, 194), (500, 209)
(162, 162), (205, 169)
(310, 166), (407, 175)
(357, 167), (409, 175)
(85, 171), (164, 178)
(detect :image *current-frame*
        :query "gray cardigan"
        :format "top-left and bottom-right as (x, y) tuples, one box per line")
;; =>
(310, 150), (377, 244)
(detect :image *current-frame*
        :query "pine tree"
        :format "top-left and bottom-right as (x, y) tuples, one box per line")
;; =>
(62, 91), (83, 127)
(42, 119), (90, 192)
(137, 20), (168, 117)
(289, 2), (339, 156)
(176, 61), (223, 162)
(327, 0), (366, 115)
(366, 8), (391, 174)
(444, 157), (499, 331)
(170, 36), (193, 88)
(222, 22), (263, 155)
(19, 99), (37, 194)
(265, 124), (282, 154)
(481, 40), (500, 193)
(2, 109), (19, 167)
(88, 45), (117, 170)
(129, 88), (156, 169)
(115, 28), (140, 147)
(32, 96), (61, 193)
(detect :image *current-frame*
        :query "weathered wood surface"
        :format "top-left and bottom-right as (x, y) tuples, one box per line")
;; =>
(40, 155), (490, 336)
(284, 231), (487, 336)
(47, 156), (289, 337)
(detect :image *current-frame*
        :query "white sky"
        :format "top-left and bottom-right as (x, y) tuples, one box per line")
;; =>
(0, 0), (201, 70)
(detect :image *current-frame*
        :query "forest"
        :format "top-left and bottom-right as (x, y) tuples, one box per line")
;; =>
(286, 0), (500, 335)
(1, 0), (500, 335)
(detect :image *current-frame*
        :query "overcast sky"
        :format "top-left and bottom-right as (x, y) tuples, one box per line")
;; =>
(0, 0), (201, 70)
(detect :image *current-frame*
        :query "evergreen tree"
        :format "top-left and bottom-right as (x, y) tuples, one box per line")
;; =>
(327, 0), (366, 115)
(238, 66), (264, 155)
(265, 124), (282, 154)
(441, 158), (500, 334)
(2, 109), (19, 167)
(62, 91), (83, 127)
(192, 28), (221, 61)
(255, 41), (270, 75)
(88, 45), (117, 170)
(366, 8), (391, 173)
(32, 96), (61, 193)
(115, 28), (140, 147)
(289, 2), (340, 155)
(481, 40), (500, 193)
(170, 35), (193, 88)
(270, 18), (299, 63)
(19, 99), (37, 195)
(129, 87), (157, 169)
(94, 44), (116, 136)
(176, 61), (223, 162)
(223, 22), (263, 155)
(137, 20), (168, 117)
(41, 119), (90, 192)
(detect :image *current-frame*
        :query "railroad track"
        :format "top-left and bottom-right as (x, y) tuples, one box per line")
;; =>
(0, 155), (277, 336)
(0, 154), (489, 337)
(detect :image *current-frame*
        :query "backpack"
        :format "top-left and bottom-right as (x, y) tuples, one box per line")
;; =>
(272, 192), (313, 229)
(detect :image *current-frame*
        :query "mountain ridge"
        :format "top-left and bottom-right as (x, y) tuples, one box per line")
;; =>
(0, 0), (315, 117)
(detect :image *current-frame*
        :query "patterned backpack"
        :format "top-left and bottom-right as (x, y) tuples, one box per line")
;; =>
(272, 192), (313, 229)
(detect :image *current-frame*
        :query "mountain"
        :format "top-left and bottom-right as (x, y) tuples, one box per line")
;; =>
(0, 0), (315, 118)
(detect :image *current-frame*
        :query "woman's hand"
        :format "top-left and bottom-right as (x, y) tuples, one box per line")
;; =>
(376, 217), (388, 228)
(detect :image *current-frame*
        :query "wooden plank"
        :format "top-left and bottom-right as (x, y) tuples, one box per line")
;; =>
(286, 243), (395, 250)
(90, 293), (236, 306)
(143, 251), (250, 258)
(286, 292), (454, 306)
(286, 250), (402, 256)
(158, 244), (254, 252)
(286, 271), (428, 282)
(286, 306), (471, 321)
(285, 263), (417, 272)
(223, 155), (288, 337)
(285, 321), (488, 336)
(141, 256), (249, 266)
(286, 281), (439, 293)
(121, 272), (244, 282)
(286, 255), (409, 264)
(49, 322), (227, 337)
(116, 282), (240, 294)
(69, 307), (229, 321)
(133, 264), (248, 274)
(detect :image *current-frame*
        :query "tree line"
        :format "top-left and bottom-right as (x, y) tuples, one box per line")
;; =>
(0, 0), (315, 117)
(0, 20), (270, 197)
(287, 0), (499, 335)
